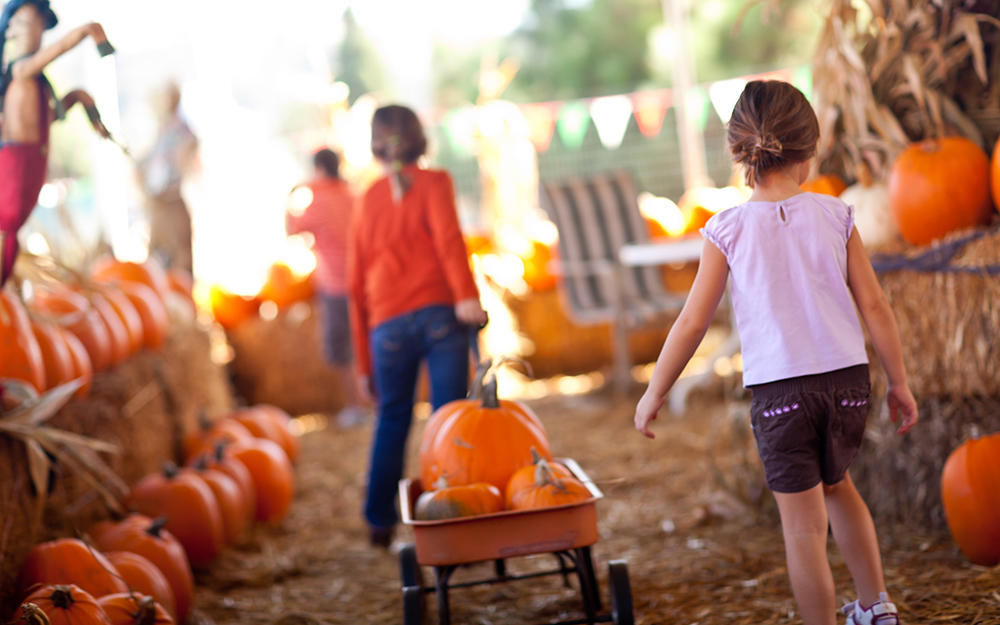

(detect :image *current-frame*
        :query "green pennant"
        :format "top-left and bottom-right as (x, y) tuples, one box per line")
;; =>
(793, 65), (813, 102)
(556, 102), (590, 150)
(686, 86), (710, 132)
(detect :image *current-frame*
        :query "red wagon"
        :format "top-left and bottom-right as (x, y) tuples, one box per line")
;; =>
(398, 458), (634, 624)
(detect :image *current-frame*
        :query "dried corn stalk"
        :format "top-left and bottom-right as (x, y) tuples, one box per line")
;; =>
(812, 0), (1000, 181)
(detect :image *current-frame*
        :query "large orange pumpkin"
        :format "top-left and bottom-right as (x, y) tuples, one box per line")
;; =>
(992, 135), (1000, 212)
(32, 289), (112, 373)
(800, 173), (848, 197)
(19, 538), (129, 598)
(941, 433), (1000, 566)
(519, 240), (557, 292)
(181, 414), (254, 461)
(119, 282), (168, 351)
(98, 593), (174, 625)
(104, 551), (177, 620)
(98, 593), (175, 625)
(208, 286), (259, 330)
(58, 328), (93, 399)
(253, 403), (300, 462)
(231, 406), (298, 463)
(185, 443), (256, 528)
(227, 437), (295, 525)
(99, 287), (144, 355)
(258, 262), (313, 310)
(126, 463), (225, 569)
(1, 288), (46, 393)
(31, 319), (74, 390)
(89, 516), (193, 624)
(189, 455), (251, 545)
(86, 291), (131, 366)
(91, 258), (171, 308)
(889, 137), (995, 246)
(18, 585), (111, 625)
(508, 458), (592, 511)
(414, 479), (504, 521)
(419, 374), (552, 492)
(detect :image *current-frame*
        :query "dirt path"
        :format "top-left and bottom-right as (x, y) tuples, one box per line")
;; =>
(192, 390), (1000, 624)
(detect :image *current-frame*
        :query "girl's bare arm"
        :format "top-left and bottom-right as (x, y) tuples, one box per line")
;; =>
(846, 227), (918, 434)
(635, 241), (729, 438)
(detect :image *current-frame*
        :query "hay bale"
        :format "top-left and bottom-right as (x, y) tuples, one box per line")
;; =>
(852, 395), (1000, 530)
(503, 288), (671, 379)
(226, 302), (347, 416)
(0, 319), (232, 613)
(853, 226), (1000, 530)
(868, 227), (1000, 397)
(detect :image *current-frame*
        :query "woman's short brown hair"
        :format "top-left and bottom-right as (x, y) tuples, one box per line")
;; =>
(371, 104), (427, 165)
(727, 80), (819, 187)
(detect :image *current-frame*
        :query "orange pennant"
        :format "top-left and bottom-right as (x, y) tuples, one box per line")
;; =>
(521, 103), (558, 152)
(632, 90), (670, 138)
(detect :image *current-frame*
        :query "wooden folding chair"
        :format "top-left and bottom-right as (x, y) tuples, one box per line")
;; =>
(539, 170), (703, 394)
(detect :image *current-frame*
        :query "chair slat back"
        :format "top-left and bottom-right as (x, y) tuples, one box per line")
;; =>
(540, 171), (667, 319)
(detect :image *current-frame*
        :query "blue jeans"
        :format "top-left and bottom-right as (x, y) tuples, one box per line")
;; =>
(364, 305), (470, 529)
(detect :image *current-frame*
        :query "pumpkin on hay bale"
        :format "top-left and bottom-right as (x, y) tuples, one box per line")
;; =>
(0, 320), (231, 615)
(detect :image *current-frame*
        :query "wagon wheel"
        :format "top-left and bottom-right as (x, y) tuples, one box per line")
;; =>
(403, 586), (424, 625)
(608, 560), (634, 625)
(400, 544), (427, 622)
(400, 543), (425, 589)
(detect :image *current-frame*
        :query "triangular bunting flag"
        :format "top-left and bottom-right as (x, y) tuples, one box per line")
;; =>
(521, 103), (558, 152)
(589, 95), (633, 150)
(708, 78), (747, 125)
(556, 101), (590, 150)
(632, 90), (669, 138)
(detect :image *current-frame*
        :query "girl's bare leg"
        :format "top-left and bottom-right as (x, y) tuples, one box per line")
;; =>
(774, 484), (837, 625)
(824, 470), (887, 607)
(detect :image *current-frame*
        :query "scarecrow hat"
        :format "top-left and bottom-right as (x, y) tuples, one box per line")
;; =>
(1, 0), (59, 67)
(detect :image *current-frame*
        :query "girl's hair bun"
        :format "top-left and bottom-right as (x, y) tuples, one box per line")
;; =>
(749, 133), (783, 164)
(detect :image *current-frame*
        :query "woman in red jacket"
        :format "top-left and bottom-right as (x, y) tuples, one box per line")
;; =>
(348, 104), (486, 546)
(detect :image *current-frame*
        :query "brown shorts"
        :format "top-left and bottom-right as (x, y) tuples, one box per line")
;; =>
(749, 364), (871, 494)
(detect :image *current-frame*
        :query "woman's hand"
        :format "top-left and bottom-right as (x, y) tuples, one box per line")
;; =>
(455, 298), (487, 327)
(356, 374), (376, 405)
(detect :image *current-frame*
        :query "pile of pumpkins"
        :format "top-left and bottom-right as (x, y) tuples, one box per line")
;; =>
(1, 256), (194, 399)
(804, 134), (1000, 248)
(414, 365), (592, 521)
(12, 403), (298, 625)
(208, 261), (313, 331)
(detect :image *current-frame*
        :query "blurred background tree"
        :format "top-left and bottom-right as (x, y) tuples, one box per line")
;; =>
(431, 0), (822, 107)
(333, 7), (389, 105)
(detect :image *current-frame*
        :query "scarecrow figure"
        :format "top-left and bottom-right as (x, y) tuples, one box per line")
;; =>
(0, 0), (114, 285)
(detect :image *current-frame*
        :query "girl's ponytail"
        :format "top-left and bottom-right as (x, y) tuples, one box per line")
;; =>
(371, 105), (427, 204)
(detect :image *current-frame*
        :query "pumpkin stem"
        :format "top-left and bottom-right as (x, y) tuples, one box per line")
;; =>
(147, 515), (170, 538)
(18, 603), (51, 625)
(468, 359), (492, 400)
(197, 410), (212, 433)
(529, 446), (542, 465)
(162, 461), (179, 479)
(49, 586), (75, 610)
(135, 596), (158, 625)
(214, 441), (228, 461)
(482, 375), (500, 409)
(193, 455), (208, 471)
(534, 458), (569, 493)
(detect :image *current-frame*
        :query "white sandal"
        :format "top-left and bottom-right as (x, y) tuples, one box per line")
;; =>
(843, 592), (899, 625)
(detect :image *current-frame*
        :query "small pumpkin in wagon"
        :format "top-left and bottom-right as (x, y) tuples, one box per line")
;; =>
(414, 478), (504, 521)
(504, 447), (573, 508)
(509, 458), (592, 511)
